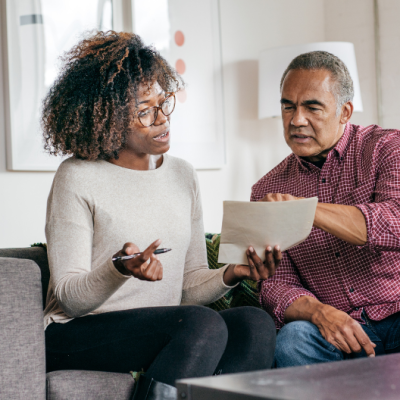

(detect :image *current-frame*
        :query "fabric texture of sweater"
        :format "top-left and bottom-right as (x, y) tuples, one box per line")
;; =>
(44, 154), (233, 329)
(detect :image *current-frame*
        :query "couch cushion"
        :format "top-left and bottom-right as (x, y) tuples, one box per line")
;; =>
(46, 370), (135, 400)
(0, 247), (50, 308)
(0, 258), (46, 400)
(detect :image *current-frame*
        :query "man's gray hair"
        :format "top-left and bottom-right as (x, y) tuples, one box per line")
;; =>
(280, 51), (354, 113)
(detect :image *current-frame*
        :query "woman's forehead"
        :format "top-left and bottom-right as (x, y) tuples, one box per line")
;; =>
(137, 81), (164, 100)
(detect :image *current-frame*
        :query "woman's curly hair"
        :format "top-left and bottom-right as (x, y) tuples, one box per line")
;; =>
(42, 31), (183, 160)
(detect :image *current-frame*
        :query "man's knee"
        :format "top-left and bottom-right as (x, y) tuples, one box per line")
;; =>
(276, 321), (319, 354)
(275, 321), (339, 367)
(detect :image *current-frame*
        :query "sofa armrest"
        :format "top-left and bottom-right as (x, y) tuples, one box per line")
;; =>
(0, 258), (46, 400)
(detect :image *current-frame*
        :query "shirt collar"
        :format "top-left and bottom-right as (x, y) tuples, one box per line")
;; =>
(293, 122), (353, 170)
(333, 122), (352, 159)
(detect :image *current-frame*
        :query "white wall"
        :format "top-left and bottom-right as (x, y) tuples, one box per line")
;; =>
(376, 0), (400, 128)
(324, 0), (378, 127)
(1, 0), (399, 247)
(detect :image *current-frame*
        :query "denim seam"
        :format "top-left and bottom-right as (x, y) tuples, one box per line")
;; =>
(363, 313), (380, 338)
(384, 338), (400, 350)
(328, 343), (338, 352)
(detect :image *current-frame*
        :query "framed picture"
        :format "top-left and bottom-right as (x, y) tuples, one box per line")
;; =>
(2, 0), (113, 171)
(132, 0), (226, 169)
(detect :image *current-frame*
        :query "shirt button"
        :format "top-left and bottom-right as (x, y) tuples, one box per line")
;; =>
(355, 307), (359, 311)
(322, 178), (326, 183)
(335, 252), (340, 257)
(350, 288), (355, 293)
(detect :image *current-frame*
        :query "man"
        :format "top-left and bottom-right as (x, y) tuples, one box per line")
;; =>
(252, 51), (400, 367)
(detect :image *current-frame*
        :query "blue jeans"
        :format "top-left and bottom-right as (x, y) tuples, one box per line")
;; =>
(275, 311), (400, 368)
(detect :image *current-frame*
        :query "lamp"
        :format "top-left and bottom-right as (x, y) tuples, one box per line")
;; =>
(258, 42), (363, 119)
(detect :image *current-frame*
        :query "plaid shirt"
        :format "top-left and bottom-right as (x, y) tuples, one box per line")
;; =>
(252, 123), (400, 329)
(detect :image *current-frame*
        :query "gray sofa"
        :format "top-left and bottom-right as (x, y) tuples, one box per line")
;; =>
(0, 247), (136, 400)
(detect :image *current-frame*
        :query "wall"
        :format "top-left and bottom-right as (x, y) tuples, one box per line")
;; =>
(376, 0), (400, 128)
(1, 0), (399, 247)
(324, 0), (378, 127)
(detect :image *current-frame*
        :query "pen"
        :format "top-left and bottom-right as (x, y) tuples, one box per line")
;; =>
(112, 248), (172, 262)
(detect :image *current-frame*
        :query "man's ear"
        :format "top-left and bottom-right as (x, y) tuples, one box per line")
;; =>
(339, 101), (353, 124)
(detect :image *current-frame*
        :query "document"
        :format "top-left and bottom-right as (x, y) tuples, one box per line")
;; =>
(218, 198), (318, 265)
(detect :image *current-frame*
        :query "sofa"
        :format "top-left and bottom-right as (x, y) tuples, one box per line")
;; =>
(0, 237), (260, 399)
(0, 247), (136, 400)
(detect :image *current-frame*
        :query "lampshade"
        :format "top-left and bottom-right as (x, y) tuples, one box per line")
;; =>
(258, 42), (363, 119)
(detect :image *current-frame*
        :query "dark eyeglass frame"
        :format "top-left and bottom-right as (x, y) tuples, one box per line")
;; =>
(137, 93), (176, 127)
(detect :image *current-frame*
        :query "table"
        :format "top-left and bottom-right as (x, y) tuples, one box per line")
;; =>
(176, 353), (400, 400)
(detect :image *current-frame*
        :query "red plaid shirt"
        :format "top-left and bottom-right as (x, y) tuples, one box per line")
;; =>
(252, 123), (400, 329)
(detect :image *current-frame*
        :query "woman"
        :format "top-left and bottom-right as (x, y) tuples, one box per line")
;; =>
(42, 31), (279, 400)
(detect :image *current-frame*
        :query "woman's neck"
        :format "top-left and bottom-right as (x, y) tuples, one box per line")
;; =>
(108, 150), (163, 171)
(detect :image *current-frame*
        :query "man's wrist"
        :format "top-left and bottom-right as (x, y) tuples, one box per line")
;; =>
(313, 203), (324, 230)
(310, 302), (329, 325)
(284, 295), (325, 324)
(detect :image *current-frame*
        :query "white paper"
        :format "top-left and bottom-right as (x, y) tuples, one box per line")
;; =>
(218, 198), (318, 265)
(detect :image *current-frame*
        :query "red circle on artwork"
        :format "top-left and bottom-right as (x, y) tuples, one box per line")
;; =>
(175, 31), (185, 46)
(175, 59), (186, 74)
(177, 89), (187, 103)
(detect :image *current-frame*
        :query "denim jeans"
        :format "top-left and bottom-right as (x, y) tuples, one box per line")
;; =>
(275, 311), (400, 368)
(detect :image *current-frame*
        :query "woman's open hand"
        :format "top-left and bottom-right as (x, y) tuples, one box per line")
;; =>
(223, 245), (282, 286)
(112, 239), (163, 281)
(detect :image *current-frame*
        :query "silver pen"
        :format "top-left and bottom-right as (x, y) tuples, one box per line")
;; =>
(112, 248), (172, 262)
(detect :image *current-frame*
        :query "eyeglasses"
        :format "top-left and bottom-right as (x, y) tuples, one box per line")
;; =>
(137, 93), (176, 127)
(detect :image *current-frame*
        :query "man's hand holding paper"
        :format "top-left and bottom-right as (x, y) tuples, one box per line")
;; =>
(258, 193), (304, 203)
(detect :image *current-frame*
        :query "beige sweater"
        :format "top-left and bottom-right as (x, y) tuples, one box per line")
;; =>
(44, 155), (233, 329)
